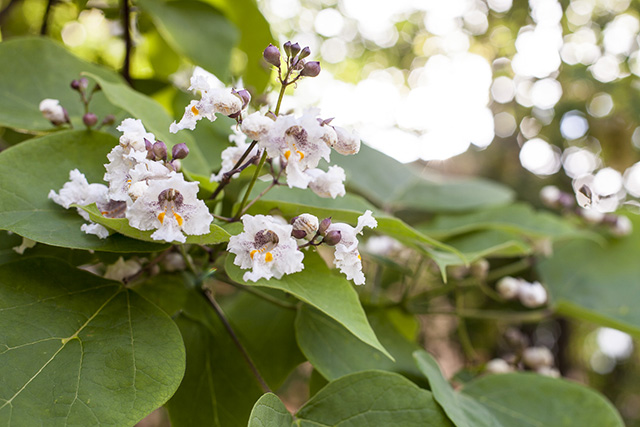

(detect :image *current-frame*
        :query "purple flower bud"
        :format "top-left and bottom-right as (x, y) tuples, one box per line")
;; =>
(318, 217), (332, 235)
(323, 230), (341, 246)
(171, 142), (189, 160)
(299, 46), (311, 59)
(70, 79), (81, 90)
(78, 77), (89, 90)
(301, 61), (321, 77)
(152, 141), (167, 161)
(235, 89), (251, 110)
(263, 44), (281, 67)
(82, 113), (98, 128)
(144, 138), (153, 152)
(292, 229), (307, 239)
(102, 114), (116, 126)
(289, 42), (301, 57)
(283, 41), (292, 56)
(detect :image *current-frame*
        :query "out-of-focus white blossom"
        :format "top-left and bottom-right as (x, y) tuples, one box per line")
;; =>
(496, 276), (522, 300)
(39, 98), (67, 125)
(518, 281), (548, 308)
(612, 215), (633, 237)
(523, 346), (554, 369)
(485, 358), (514, 374)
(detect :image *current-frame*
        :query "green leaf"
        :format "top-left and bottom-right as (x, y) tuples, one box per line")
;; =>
(537, 215), (640, 336)
(295, 370), (453, 427)
(296, 306), (424, 382)
(137, 0), (238, 83)
(0, 130), (167, 252)
(78, 204), (230, 245)
(225, 251), (392, 360)
(419, 203), (592, 241)
(333, 144), (514, 213)
(414, 350), (624, 427)
(85, 72), (210, 175)
(0, 258), (186, 426)
(445, 230), (532, 263)
(0, 231), (96, 266)
(0, 37), (124, 132)
(248, 393), (293, 427)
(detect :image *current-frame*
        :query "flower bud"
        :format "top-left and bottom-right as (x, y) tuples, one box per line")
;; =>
(152, 141), (167, 161)
(496, 276), (521, 300)
(323, 230), (341, 246)
(144, 138), (155, 159)
(504, 327), (529, 349)
(234, 89), (251, 110)
(536, 366), (560, 378)
(612, 215), (632, 237)
(522, 346), (554, 369)
(289, 42), (301, 57)
(300, 61), (321, 77)
(39, 98), (68, 126)
(292, 229), (307, 239)
(283, 41), (292, 56)
(299, 46), (311, 59)
(540, 185), (561, 208)
(263, 44), (281, 67)
(82, 113), (98, 128)
(70, 79), (82, 90)
(485, 358), (514, 374)
(78, 77), (89, 90)
(292, 214), (319, 239)
(470, 259), (489, 280)
(172, 142), (189, 160)
(102, 114), (116, 126)
(518, 281), (548, 308)
(318, 217), (332, 235)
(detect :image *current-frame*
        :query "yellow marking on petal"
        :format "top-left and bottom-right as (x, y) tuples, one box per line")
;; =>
(284, 150), (291, 160)
(174, 212), (184, 227)
(101, 211), (108, 216)
(296, 150), (304, 160)
(158, 212), (166, 224)
(250, 249), (258, 259)
(357, 254), (361, 260)
(265, 252), (273, 262)
(191, 105), (199, 115)
(126, 179), (131, 183)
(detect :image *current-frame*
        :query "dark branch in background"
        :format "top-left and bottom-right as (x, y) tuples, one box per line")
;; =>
(121, 0), (132, 85)
(209, 140), (259, 200)
(0, 0), (21, 28)
(40, 0), (55, 35)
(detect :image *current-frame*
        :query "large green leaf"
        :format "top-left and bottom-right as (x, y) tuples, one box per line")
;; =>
(0, 230), (96, 266)
(85, 73), (210, 175)
(0, 37), (124, 132)
(0, 258), (186, 426)
(79, 204), (230, 245)
(295, 305), (424, 381)
(137, 0), (238, 83)
(295, 370), (453, 427)
(414, 350), (624, 427)
(333, 144), (514, 213)
(0, 130), (167, 252)
(225, 251), (392, 359)
(537, 215), (640, 337)
(248, 393), (293, 427)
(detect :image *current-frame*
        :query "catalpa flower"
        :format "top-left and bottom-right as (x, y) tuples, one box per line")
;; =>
(326, 210), (377, 285)
(126, 173), (213, 243)
(228, 214), (304, 282)
(306, 165), (346, 198)
(211, 126), (260, 182)
(170, 67), (247, 133)
(39, 98), (68, 126)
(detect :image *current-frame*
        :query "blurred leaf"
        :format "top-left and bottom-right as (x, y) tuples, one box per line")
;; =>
(79, 204), (230, 245)
(248, 393), (293, 427)
(333, 145), (514, 213)
(0, 130), (168, 252)
(137, 0), (238, 83)
(537, 215), (640, 337)
(295, 370), (453, 426)
(0, 37), (124, 132)
(0, 230), (96, 266)
(0, 258), (185, 426)
(85, 73), (210, 175)
(225, 251), (392, 359)
(295, 305), (424, 381)
(444, 230), (533, 264)
(414, 350), (624, 427)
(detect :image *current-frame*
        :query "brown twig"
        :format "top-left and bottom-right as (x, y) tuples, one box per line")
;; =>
(121, 0), (132, 85)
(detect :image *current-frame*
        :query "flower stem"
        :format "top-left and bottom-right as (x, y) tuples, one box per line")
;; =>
(233, 150), (268, 220)
(40, 0), (54, 35)
(202, 288), (272, 393)
(121, 0), (133, 85)
(225, 280), (297, 310)
(209, 142), (258, 200)
(455, 284), (478, 362)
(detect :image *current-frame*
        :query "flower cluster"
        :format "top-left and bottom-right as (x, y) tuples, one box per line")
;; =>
(50, 118), (213, 243)
(228, 211), (377, 284)
(496, 276), (548, 308)
(485, 328), (559, 378)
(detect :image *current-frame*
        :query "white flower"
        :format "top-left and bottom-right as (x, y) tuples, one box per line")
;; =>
(332, 126), (360, 155)
(485, 358), (514, 374)
(536, 366), (560, 378)
(261, 110), (333, 189)
(12, 237), (36, 254)
(81, 223), (110, 239)
(292, 214), (319, 239)
(241, 112), (274, 141)
(117, 118), (155, 152)
(523, 346), (554, 369)
(540, 185), (561, 207)
(496, 276), (522, 300)
(326, 210), (377, 285)
(579, 207), (605, 224)
(518, 281), (548, 308)
(49, 169), (109, 209)
(612, 215), (632, 236)
(104, 257), (142, 282)
(364, 236), (403, 257)
(126, 173), (213, 243)
(163, 252), (186, 272)
(39, 98), (67, 125)
(211, 139), (259, 182)
(306, 165), (346, 198)
(170, 68), (244, 133)
(228, 214), (304, 282)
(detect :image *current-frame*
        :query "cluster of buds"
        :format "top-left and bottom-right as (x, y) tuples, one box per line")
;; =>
(292, 215), (341, 246)
(540, 185), (632, 237)
(485, 329), (560, 377)
(448, 259), (490, 281)
(263, 42), (321, 79)
(39, 77), (116, 130)
(144, 139), (189, 171)
(496, 276), (548, 308)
